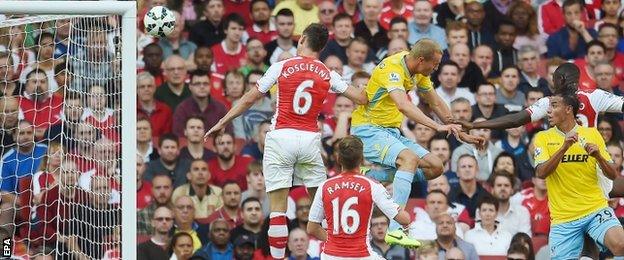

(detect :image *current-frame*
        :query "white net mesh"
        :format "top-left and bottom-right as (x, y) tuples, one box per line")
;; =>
(0, 14), (122, 259)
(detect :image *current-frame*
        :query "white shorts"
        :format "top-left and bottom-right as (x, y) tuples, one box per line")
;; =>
(263, 128), (326, 192)
(320, 252), (384, 260)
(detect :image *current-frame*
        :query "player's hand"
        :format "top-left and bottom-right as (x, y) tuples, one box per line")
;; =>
(564, 130), (578, 147)
(584, 143), (601, 158)
(437, 124), (462, 137)
(459, 132), (486, 150)
(451, 119), (473, 131)
(204, 122), (225, 142)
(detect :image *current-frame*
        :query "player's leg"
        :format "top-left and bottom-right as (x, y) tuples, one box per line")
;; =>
(263, 130), (296, 259)
(293, 131), (326, 202)
(586, 207), (624, 257)
(549, 218), (587, 259)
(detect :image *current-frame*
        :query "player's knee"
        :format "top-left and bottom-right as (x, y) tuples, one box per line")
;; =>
(396, 151), (419, 172)
(612, 239), (624, 255)
(422, 155), (444, 180)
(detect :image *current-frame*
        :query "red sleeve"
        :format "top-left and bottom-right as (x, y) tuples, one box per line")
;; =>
(457, 208), (475, 228)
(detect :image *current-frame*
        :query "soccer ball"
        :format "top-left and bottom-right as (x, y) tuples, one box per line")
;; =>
(143, 6), (176, 38)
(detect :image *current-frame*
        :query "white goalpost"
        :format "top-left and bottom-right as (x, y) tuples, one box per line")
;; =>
(0, 1), (136, 259)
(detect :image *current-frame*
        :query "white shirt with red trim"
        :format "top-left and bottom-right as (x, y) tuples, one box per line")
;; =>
(256, 56), (348, 132)
(526, 89), (624, 127)
(308, 173), (398, 258)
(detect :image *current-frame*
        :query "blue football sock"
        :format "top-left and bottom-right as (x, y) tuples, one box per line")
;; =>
(389, 170), (414, 231)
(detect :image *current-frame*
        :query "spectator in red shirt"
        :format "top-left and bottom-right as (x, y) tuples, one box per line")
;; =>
(597, 23), (624, 88)
(208, 132), (253, 191)
(139, 43), (165, 86)
(82, 85), (119, 142)
(204, 181), (244, 228)
(246, 0), (277, 45)
(538, 0), (589, 35)
(171, 69), (230, 137)
(137, 72), (173, 138)
(521, 175), (550, 237)
(137, 155), (153, 210)
(575, 40), (606, 91)
(212, 13), (247, 77)
(18, 68), (63, 140)
(194, 46), (227, 100)
(380, 0), (414, 30)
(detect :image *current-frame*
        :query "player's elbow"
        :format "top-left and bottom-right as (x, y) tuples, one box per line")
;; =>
(535, 167), (547, 179)
(353, 95), (368, 105)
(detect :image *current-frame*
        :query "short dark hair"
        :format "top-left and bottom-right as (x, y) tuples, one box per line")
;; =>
(250, 0), (269, 12)
(496, 18), (516, 34)
(337, 136), (364, 170)
(457, 154), (477, 166)
(213, 131), (234, 146)
(332, 13), (352, 26)
(189, 69), (210, 82)
(507, 242), (531, 258)
(222, 180), (241, 190)
(488, 170), (516, 188)
(587, 40), (606, 51)
(525, 88), (544, 99)
(599, 22), (620, 36)
(439, 60), (460, 72)
(559, 94), (580, 115)
(389, 16), (408, 28)
(158, 133), (179, 147)
(552, 62), (580, 94)
(347, 37), (368, 50)
(222, 13), (246, 32)
(276, 8), (294, 18)
(25, 68), (47, 81)
(185, 116), (204, 128)
(476, 83), (496, 93)
(427, 189), (449, 204)
(428, 134), (449, 149)
(477, 194), (499, 211)
(302, 23), (329, 52)
(562, 0), (584, 11)
(241, 197), (261, 209)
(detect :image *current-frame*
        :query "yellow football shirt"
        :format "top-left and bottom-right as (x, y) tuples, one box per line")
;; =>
(351, 51), (434, 128)
(533, 125), (612, 224)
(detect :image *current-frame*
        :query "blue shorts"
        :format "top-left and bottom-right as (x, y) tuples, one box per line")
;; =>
(550, 207), (622, 260)
(351, 125), (429, 168)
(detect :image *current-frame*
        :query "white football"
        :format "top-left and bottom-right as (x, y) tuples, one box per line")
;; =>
(143, 6), (176, 38)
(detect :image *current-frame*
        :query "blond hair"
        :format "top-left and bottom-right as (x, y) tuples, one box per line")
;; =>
(409, 38), (443, 61)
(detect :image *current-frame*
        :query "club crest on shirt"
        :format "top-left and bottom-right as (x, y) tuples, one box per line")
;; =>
(534, 148), (542, 159)
(389, 72), (400, 83)
(379, 62), (385, 69)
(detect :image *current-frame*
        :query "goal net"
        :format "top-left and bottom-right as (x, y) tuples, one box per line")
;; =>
(0, 2), (136, 259)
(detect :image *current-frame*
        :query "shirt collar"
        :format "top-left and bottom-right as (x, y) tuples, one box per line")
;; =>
(252, 21), (276, 32)
(221, 41), (243, 55)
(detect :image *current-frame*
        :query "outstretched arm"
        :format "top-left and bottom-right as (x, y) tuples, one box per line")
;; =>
(419, 90), (453, 123)
(389, 90), (460, 134)
(204, 87), (264, 139)
(460, 110), (532, 130)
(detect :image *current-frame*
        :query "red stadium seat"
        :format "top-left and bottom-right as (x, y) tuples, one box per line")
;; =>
(532, 235), (549, 252)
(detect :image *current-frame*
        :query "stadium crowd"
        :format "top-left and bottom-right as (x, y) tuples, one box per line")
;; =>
(0, 0), (624, 258)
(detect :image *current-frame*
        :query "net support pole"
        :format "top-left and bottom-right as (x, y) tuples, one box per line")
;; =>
(0, 1), (137, 259)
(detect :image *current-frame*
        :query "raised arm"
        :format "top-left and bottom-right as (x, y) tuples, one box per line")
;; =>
(457, 110), (532, 130)
(389, 90), (459, 134)
(204, 87), (265, 139)
(419, 89), (453, 123)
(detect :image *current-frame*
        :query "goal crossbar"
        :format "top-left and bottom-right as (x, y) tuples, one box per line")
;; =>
(0, 1), (137, 258)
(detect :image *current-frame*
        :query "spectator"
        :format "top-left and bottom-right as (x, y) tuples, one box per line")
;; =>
(71, 29), (115, 90)
(208, 132), (253, 190)
(5, 24), (35, 81)
(179, 117), (216, 161)
(509, 1), (547, 55)
(155, 55), (190, 111)
(241, 120), (270, 160)
(172, 69), (230, 138)
(137, 174), (174, 236)
(172, 195), (209, 251)
(266, 9), (297, 65)
(193, 219), (234, 259)
(18, 69), (63, 139)
(137, 72), (173, 138)
(410, 190), (466, 240)
(342, 38), (376, 83)
(443, 21), (469, 59)
(428, 137), (456, 184)
(205, 181), (243, 229)
(506, 242), (531, 260)
(452, 117), (504, 180)
(388, 17), (410, 41)
(230, 197), (264, 243)
(139, 43), (165, 86)
(597, 116), (623, 144)
(189, 0), (225, 48)
(449, 98), (473, 150)
(516, 46), (549, 96)
(546, 0), (597, 60)
(67, 123), (97, 172)
(417, 242), (439, 260)
(194, 46), (213, 73)
(471, 84), (509, 138)
(435, 213), (479, 260)
(288, 197), (311, 231)
(137, 206), (174, 260)
(606, 143), (623, 176)
(464, 195), (512, 256)
(172, 159), (223, 219)
(287, 228), (318, 260)
(380, 0), (413, 30)
(464, 1), (495, 50)
(221, 70), (246, 109)
(427, 175), (474, 229)
(0, 96), (18, 154)
(234, 70), (274, 140)
(240, 38), (268, 77)
(320, 14), (354, 64)
(53, 18), (71, 59)
(408, 0), (447, 49)
(490, 20), (518, 78)
(318, 1), (337, 35)
(370, 211), (410, 259)
(337, 0), (362, 23)
(0, 120), (47, 195)
(495, 126), (527, 160)
(19, 33), (60, 94)
(376, 18), (410, 60)
(434, 0), (464, 29)
(159, 11), (197, 68)
(52, 63), (72, 97)
(241, 162), (270, 217)
(594, 0), (620, 31)
(594, 62), (618, 93)
(538, 0), (589, 35)
(233, 234), (256, 260)
(445, 247), (466, 260)
(449, 154), (488, 218)
(0, 52), (19, 96)
(496, 67), (525, 112)
(246, 0), (277, 45)
(510, 232), (535, 260)
(170, 232), (195, 260)
(435, 60), (475, 107)
(354, 0), (388, 55)
(447, 43), (486, 93)
(137, 155), (152, 210)
(211, 14), (247, 77)
(82, 85), (119, 142)
(471, 45), (494, 79)
(272, 0), (320, 36)
(482, 0), (511, 34)
(597, 23), (624, 87)
(137, 118), (159, 162)
(576, 40), (606, 91)
(143, 134), (192, 188)
(406, 122), (436, 151)
(486, 172), (532, 236)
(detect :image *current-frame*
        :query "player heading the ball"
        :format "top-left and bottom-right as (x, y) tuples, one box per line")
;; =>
(204, 23), (367, 259)
(307, 136), (421, 260)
